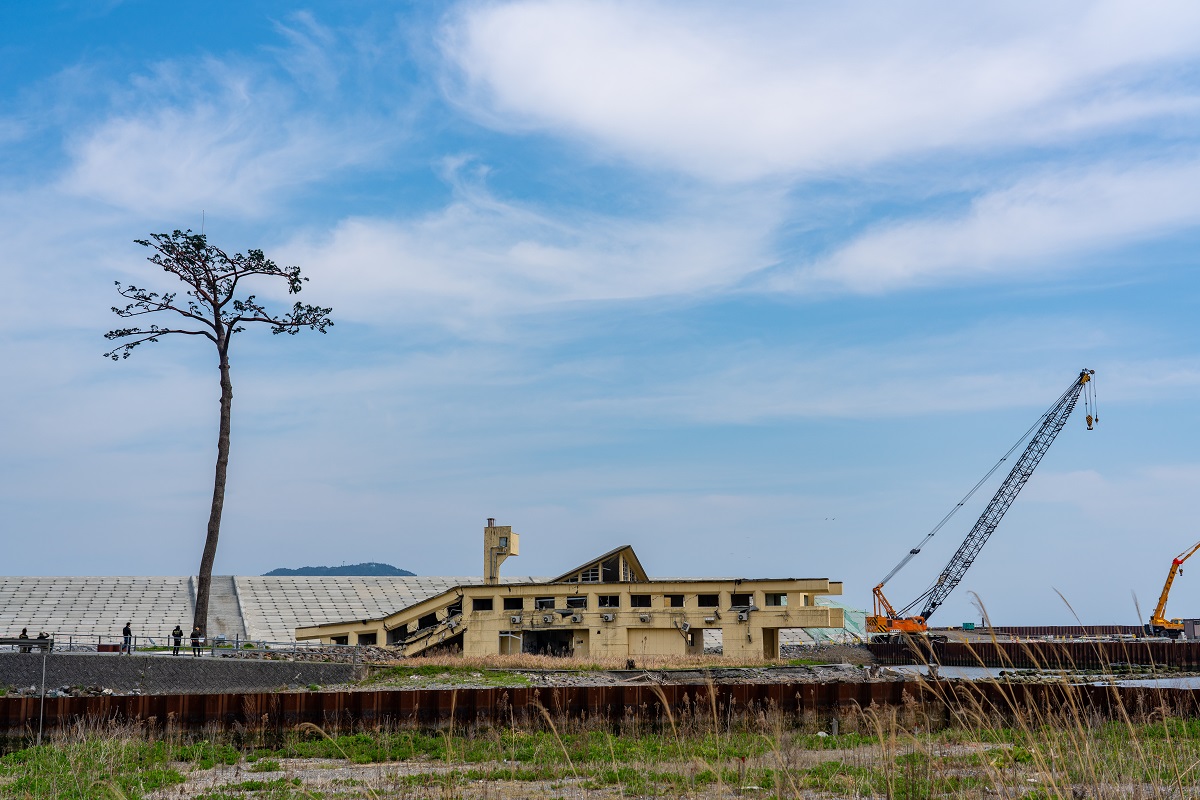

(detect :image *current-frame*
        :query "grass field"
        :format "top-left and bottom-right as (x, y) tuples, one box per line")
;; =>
(6, 669), (1200, 799)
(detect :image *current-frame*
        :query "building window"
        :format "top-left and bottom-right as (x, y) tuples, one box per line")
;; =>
(566, 596), (588, 609)
(765, 593), (787, 607)
(356, 632), (377, 645)
(666, 594), (685, 608)
(503, 597), (524, 610)
(418, 613), (439, 630)
(698, 594), (720, 608)
(599, 595), (620, 608)
(535, 597), (556, 610)
(622, 561), (635, 582)
(473, 598), (494, 612)
(630, 594), (651, 608)
(498, 536), (508, 548)
(731, 593), (753, 608)
(580, 565), (600, 582)
(602, 557), (620, 582)
(332, 636), (348, 645)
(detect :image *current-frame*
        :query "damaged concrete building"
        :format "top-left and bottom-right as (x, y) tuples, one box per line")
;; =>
(296, 521), (844, 659)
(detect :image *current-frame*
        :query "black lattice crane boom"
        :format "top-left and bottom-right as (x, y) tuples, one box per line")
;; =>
(868, 368), (1096, 637)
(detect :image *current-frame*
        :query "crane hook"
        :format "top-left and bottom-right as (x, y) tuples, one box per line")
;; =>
(1086, 414), (1094, 431)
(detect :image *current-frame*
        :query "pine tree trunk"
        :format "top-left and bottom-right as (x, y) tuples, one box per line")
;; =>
(193, 349), (233, 637)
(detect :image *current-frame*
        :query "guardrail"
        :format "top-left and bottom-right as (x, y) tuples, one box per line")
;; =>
(1, 636), (368, 659)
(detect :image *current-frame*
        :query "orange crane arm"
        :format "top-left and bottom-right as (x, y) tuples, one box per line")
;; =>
(869, 583), (928, 634)
(1150, 539), (1200, 628)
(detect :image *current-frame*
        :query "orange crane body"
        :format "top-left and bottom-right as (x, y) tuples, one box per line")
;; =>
(869, 582), (927, 634)
(1146, 540), (1200, 638)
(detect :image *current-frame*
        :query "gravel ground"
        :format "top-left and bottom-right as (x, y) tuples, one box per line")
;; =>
(1, 644), (887, 696)
(145, 742), (1013, 799)
(510, 663), (900, 689)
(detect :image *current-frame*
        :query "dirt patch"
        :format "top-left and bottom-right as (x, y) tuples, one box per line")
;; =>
(147, 742), (1017, 800)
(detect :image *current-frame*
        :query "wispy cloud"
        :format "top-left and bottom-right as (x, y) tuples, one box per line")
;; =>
(278, 169), (785, 327)
(58, 41), (391, 218)
(773, 156), (1200, 293)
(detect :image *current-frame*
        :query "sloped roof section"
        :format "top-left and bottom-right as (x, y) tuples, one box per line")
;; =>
(549, 545), (647, 584)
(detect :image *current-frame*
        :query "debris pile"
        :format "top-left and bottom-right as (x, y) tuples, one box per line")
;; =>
(7, 684), (125, 698)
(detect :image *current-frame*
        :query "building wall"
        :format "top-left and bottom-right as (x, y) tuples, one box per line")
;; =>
(299, 579), (844, 660)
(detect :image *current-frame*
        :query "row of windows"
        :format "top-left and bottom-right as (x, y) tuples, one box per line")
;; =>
(335, 591), (799, 641)
(470, 592), (794, 612)
(563, 556), (634, 584)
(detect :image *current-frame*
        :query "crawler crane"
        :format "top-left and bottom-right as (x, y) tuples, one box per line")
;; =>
(867, 369), (1097, 638)
(1144, 540), (1200, 639)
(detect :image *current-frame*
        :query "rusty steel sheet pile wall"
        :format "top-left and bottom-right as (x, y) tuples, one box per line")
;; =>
(871, 640), (1200, 669)
(6, 680), (1200, 734)
(981, 625), (1145, 638)
(0, 682), (914, 733)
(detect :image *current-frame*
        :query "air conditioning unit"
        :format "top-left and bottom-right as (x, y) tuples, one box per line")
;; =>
(570, 614), (583, 624)
(680, 622), (691, 633)
(639, 613), (651, 623)
(601, 613), (615, 623)
(704, 616), (716, 624)
(542, 614), (554, 624)
(509, 615), (522, 625)
(737, 611), (750, 622)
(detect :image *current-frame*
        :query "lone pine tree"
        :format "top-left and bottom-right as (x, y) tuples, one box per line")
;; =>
(105, 230), (332, 637)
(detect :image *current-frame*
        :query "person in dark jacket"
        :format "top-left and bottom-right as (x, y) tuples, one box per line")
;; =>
(191, 625), (202, 657)
(171, 625), (183, 656)
(17, 628), (30, 654)
(121, 622), (132, 654)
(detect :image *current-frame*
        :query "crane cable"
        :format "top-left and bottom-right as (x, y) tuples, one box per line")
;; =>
(876, 411), (1045, 589)
(873, 374), (1089, 587)
(880, 370), (1096, 606)
(1085, 372), (1099, 430)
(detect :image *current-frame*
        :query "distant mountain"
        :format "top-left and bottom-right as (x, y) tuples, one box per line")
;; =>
(263, 562), (415, 577)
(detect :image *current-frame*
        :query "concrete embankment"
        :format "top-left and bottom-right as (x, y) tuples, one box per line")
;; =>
(0, 652), (359, 695)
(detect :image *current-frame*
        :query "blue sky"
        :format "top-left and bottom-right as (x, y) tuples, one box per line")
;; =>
(3, 1), (1200, 626)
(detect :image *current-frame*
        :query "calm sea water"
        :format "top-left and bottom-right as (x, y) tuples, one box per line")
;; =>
(888, 663), (1200, 688)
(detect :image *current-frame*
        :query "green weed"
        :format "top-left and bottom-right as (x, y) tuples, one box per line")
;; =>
(361, 664), (531, 688)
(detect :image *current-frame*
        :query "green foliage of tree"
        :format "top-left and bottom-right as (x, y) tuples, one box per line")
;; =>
(105, 230), (332, 635)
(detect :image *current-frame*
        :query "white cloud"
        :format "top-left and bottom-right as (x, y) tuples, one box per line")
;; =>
(1020, 465), (1200, 564)
(574, 321), (1200, 425)
(443, 1), (1200, 181)
(278, 176), (784, 326)
(776, 157), (1200, 293)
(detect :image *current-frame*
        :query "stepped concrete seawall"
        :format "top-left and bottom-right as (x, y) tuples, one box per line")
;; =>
(2, 575), (864, 647)
(1, 575), (526, 644)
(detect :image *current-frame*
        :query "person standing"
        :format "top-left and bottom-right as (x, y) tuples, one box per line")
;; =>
(191, 625), (202, 657)
(17, 628), (30, 654)
(171, 624), (183, 656)
(121, 622), (132, 655)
